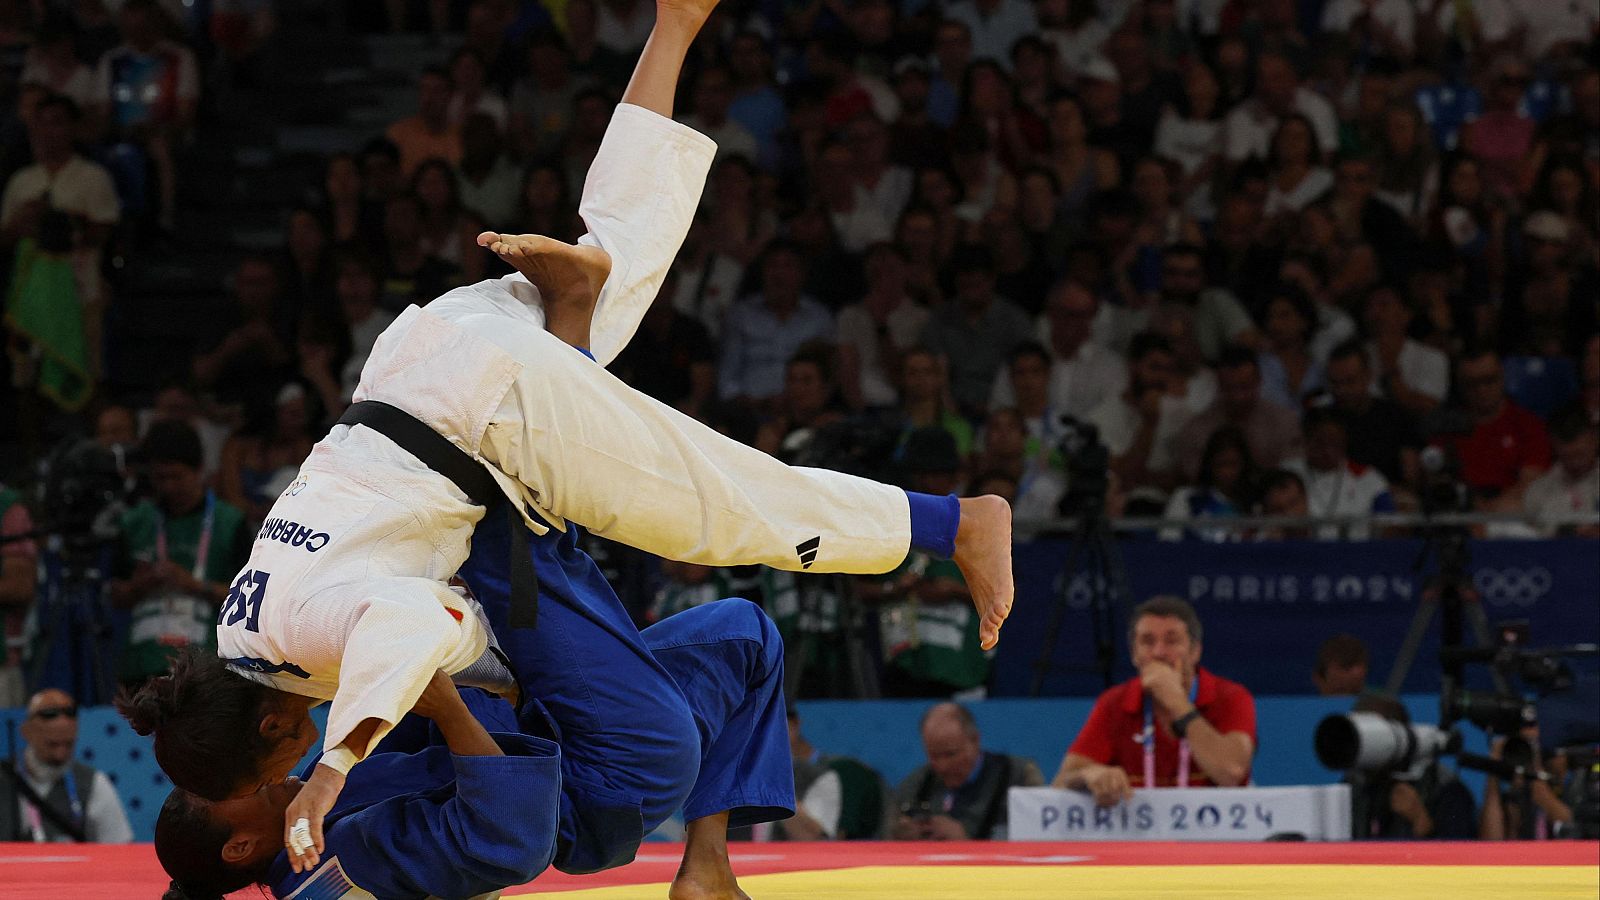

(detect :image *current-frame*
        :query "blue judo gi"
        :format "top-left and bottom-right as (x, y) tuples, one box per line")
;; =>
(265, 508), (796, 900)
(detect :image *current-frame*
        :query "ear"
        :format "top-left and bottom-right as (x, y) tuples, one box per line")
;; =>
(259, 709), (296, 741)
(221, 834), (256, 865)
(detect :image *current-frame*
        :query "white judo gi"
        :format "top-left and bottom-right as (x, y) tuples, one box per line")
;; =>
(217, 105), (912, 773)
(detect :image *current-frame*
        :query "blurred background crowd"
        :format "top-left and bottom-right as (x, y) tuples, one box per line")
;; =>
(0, 0), (1595, 709)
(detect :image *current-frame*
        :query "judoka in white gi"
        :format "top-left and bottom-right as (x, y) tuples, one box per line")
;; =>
(118, 0), (1014, 891)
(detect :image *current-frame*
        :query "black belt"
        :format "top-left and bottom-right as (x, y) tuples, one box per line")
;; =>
(337, 400), (538, 629)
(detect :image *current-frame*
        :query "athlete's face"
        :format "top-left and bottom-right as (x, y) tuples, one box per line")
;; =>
(236, 698), (320, 798)
(216, 777), (305, 872)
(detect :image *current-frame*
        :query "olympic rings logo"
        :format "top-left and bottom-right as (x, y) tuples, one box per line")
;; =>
(1472, 567), (1553, 607)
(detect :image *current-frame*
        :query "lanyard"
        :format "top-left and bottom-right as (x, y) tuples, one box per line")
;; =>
(155, 490), (215, 582)
(18, 763), (80, 842)
(1143, 677), (1200, 789)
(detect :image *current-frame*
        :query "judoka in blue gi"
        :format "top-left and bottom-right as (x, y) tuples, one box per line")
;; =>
(144, 507), (794, 900)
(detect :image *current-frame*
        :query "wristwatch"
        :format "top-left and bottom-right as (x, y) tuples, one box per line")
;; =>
(1171, 708), (1202, 739)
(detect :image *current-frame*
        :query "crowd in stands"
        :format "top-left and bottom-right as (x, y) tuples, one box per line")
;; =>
(0, 0), (1595, 750)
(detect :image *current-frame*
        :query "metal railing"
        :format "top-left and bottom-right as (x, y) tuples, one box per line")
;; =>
(1012, 510), (1600, 539)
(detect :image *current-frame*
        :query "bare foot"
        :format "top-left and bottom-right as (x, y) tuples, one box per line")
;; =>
(477, 232), (611, 347)
(953, 495), (1014, 651)
(670, 812), (749, 900)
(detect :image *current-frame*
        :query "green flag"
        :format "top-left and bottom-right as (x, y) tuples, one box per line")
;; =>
(5, 237), (91, 411)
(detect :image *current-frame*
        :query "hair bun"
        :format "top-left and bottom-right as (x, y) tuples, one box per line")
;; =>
(114, 676), (175, 735)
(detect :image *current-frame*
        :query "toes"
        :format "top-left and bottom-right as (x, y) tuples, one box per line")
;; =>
(477, 231), (501, 247)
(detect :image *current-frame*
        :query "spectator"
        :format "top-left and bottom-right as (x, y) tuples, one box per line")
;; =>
(143, 381), (229, 480)
(668, 215), (745, 339)
(0, 94), (119, 373)
(108, 420), (250, 685)
(0, 476), (35, 707)
(1088, 330), (1187, 500)
(217, 382), (316, 526)
(1363, 286), (1450, 416)
(1283, 407), (1397, 538)
(610, 268), (716, 420)
(1255, 468), (1313, 539)
(992, 342), (1061, 448)
(703, 154), (775, 268)
(755, 345), (848, 460)
(1521, 406), (1599, 537)
(445, 47), (507, 130)
(278, 207), (330, 333)
(942, 0), (1038, 70)
(560, 0), (630, 87)
(375, 193), (462, 311)
(1315, 338), (1420, 488)
(326, 248), (395, 404)
(836, 242), (928, 410)
(647, 559), (737, 623)
(896, 424), (967, 499)
(717, 241), (832, 408)
(887, 57), (947, 170)
(778, 707), (888, 841)
(864, 497), (988, 697)
(994, 280), (1127, 420)
(1256, 284), (1326, 410)
(0, 689), (133, 842)
(896, 347), (975, 458)
(971, 406), (1065, 522)
(455, 114), (521, 226)
(411, 158), (485, 283)
(508, 30), (579, 160)
(1162, 425), (1261, 541)
(891, 702), (1044, 839)
(1441, 347), (1552, 511)
(924, 19), (971, 128)
(1053, 596), (1256, 804)
(594, 0), (653, 56)
(385, 66), (461, 176)
(1374, 102), (1439, 226)
(847, 112), (913, 227)
(1042, 93), (1118, 225)
(90, 0), (198, 231)
(1173, 347), (1303, 479)
(921, 244), (1032, 417)
(92, 401), (138, 453)
(359, 137), (404, 206)
(1222, 52), (1338, 166)
(1319, 0), (1416, 61)
(1314, 633), (1371, 696)
(1327, 153), (1418, 286)
(1154, 59), (1225, 221)
(1461, 56), (1536, 205)
(515, 158), (584, 244)
(1154, 242), (1261, 364)
(1347, 694), (1479, 839)
(726, 30), (785, 170)
(681, 65), (759, 164)
(1479, 732), (1580, 840)
(190, 255), (293, 404)
(816, 138), (893, 254)
(20, 20), (96, 113)
(1263, 114), (1334, 218)
(316, 153), (380, 250)
(1039, 0), (1112, 79)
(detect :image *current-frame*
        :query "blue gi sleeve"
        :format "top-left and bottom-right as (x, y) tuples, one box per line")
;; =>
(272, 733), (562, 900)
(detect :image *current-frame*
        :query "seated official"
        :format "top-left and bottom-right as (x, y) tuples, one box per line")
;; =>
(1052, 596), (1256, 806)
(890, 702), (1043, 840)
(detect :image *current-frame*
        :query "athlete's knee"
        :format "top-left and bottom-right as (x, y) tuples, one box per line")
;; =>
(705, 597), (784, 685)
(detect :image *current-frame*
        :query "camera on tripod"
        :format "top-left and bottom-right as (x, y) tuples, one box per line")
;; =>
(1055, 415), (1109, 515)
(34, 438), (133, 554)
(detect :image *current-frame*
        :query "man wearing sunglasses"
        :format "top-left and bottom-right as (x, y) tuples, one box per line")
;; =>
(1, 689), (132, 842)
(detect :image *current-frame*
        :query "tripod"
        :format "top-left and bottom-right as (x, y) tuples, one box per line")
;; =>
(1029, 503), (1130, 696)
(25, 534), (120, 706)
(783, 572), (881, 699)
(1384, 523), (1508, 697)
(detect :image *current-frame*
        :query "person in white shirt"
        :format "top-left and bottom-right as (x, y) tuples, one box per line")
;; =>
(3, 690), (133, 843)
(836, 243), (930, 409)
(1282, 408), (1396, 539)
(1089, 331), (1190, 502)
(1222, 52), (1338, 164)
(679, 65), (760, 163)
(943, 0), (1040, 69)
(1362, 286), (1449, 414)
(992, 280), (1127, 419)
(1522, 407), (1600, 536)
(116, 0), (1018, 870)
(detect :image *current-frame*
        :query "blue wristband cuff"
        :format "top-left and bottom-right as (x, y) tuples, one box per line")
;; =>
(905, 491), (960, 559)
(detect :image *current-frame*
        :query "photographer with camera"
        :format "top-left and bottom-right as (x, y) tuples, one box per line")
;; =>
(1479, 730), (1578, 840)
(890, 702), (1043, 840)
(1341, 694), (1479, 840)
(108, 421), (250, 686)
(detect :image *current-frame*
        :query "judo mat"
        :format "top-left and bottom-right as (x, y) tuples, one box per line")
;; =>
(3, 841), (1596, 899)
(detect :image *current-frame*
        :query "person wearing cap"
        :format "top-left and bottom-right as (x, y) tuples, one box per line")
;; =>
(0, 689), (133, 842)
(110, 420), (252, 685)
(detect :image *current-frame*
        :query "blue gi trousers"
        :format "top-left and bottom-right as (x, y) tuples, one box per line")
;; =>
(455, 506), (795, 873)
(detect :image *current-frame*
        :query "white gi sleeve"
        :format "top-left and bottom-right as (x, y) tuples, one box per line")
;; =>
(578, 103), (717, 367)
(309, 582), (466, 771)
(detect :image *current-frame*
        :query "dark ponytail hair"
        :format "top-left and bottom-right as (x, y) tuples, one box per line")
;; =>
(115, 648), (278, 800)
(153, 789), (262, 900)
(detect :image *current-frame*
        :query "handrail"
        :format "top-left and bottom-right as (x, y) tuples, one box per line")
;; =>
(1012, 510), (1600, 536)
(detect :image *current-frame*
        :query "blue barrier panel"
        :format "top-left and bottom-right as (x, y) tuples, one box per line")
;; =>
(5, 696), (1492, 842)
(994, 538), (1600, 698)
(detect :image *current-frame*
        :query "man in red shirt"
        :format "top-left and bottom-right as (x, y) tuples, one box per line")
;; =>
(1443, 349), (1552, 512)
(1052, 596), (1256, 806)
